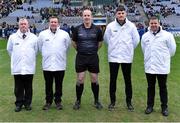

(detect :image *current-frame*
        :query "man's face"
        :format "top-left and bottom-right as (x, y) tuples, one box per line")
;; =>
(116, 11), (126, 21)
(19, 19), (29, 33)
(82, 10), (92, 25)
(49, 18), (59, 31)
(149, 19), (160, 32)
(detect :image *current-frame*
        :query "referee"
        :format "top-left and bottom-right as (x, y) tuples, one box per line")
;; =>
(72, 9), (103, 110)
(104, 5), (140, 111)
(38, 16), (71, 110)
(7, 18), (38, 112)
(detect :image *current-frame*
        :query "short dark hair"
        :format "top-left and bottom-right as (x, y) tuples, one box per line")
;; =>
(149, 16), (160, 23)
(49, 16), (59, 23)
(116, 5), (126, 13)
(149, 16), (159, 21)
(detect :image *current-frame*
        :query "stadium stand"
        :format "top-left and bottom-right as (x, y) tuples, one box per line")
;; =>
(142, 0), (180, 29)
(0, 0), (180, 38)
(92, 0), (115, 6)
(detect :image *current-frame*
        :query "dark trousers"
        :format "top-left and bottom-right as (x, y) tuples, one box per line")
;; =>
(43, 71), (65, 104)
(109, 62), (132, 104)
(146, 73), (168, 109)
(14, 74), (33, 107)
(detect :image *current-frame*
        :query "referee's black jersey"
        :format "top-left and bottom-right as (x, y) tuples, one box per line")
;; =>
(72, 24), (103, 55)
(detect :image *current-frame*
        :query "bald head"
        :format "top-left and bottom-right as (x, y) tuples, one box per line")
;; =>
(82, 9), (92, 27)
(83, 9), (92, 16)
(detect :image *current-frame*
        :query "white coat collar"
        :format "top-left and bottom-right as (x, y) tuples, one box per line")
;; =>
(115, 18), (130, 27)
(17, 29), (30, 39)
(148, 26), (162, 36)
(48, 26), (60, 34)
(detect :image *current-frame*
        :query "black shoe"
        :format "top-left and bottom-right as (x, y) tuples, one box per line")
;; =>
(162, 108), (168, 116)
(108, 103), (115, 111)
(73, 100), (80, 110)
(25, 105), (32, 111)
(42, 103), (51, 110)
(145, 107), (153, 114)
(127, 103), (134, 111)
(15, 106), (22, 112)
(94, 101), (103, 110)
(56, 103), (63, 110)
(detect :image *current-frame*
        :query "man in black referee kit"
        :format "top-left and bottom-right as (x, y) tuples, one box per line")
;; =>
(72, 8), (103, 110)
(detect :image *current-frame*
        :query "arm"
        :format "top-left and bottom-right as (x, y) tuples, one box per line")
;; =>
(34, 37), (38, 55)
(72, 27), (78, 50)
(72, 41), (77, 50)
(97, 27), (103, 49)
(65, 33), (71, 50)
(37, 33), (43, 53)
(7, 35), (13, 57)
(141, 35), (145, 54)
(132, 25), (140, 49)
(167, 33), (176, 57)
(98, 41), (102, 49)
(103, 25), (110, 45)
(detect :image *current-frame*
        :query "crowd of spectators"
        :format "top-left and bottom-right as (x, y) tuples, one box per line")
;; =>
(143, 0), (177, 18)
(0, 0), (17, 19)
(142, 0), (180, 29)
(39, 2), (140, 19)
(0, 0), (144, 38)
(0, 0), (162, 39)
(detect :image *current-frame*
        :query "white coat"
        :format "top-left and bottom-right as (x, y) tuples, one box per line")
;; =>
(7, 29), (38, 75)
(141, 28), (176, 74)
(38, 28), (71, 71)
(104, 18), (140, 63)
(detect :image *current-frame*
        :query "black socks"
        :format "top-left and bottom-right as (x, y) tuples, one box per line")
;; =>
(76, 83), (84, 102)
(91, 82), (99, 102)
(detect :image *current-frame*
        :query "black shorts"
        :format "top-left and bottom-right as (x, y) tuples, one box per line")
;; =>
(75, 53), (99, 73)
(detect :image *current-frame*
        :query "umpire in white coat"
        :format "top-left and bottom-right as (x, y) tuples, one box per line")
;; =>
(104, 5), (140, 111)
(7, 18), (38, 112)
(38, 16), (71, 110)
(141, 16), (176, 116)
